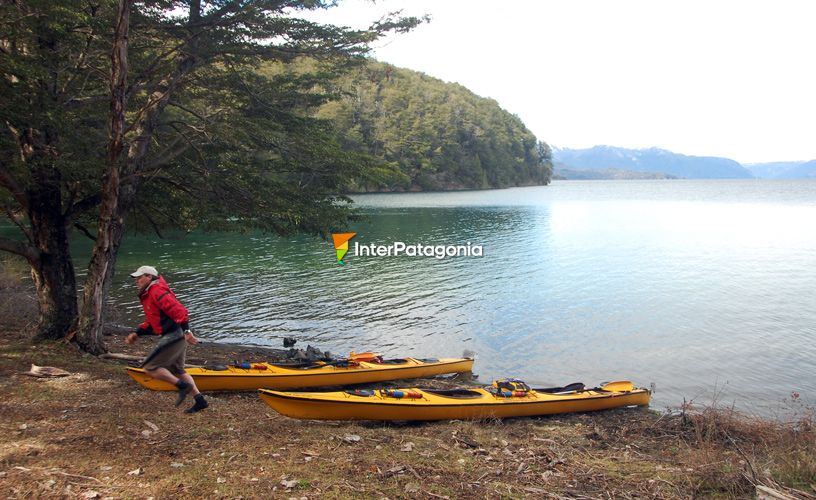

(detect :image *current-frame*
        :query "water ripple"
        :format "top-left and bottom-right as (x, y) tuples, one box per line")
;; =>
(105, 181), (816, 415)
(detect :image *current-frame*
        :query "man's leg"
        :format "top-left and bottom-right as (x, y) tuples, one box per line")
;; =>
(144, 366), (179, 385)
(175, 351), (207, 413)
(145, 365), (192, 406)
(177, 372), (201, 396)
(176, 371), (208, 413)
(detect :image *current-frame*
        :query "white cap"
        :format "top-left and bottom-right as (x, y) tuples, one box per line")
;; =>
(130, 265), (158, 278)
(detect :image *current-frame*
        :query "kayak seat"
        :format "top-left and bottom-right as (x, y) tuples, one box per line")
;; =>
(345, 389), (375, 397)
(380, 358), (409, 364)
(533, 382), (585, 394)
(301, 362), (346, 369)
(424, 389), (483, 399)
(269, 361), (322, 368)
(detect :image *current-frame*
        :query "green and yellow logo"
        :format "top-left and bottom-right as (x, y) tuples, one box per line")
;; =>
(331, 233), (356, 265)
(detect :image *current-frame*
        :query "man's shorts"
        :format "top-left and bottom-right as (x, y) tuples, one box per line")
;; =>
(142, 334), (187, 375)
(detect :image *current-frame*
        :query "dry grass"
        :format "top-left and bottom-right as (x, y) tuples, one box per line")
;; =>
(1, 333), (814, 499)
(673, 403), (816, 497)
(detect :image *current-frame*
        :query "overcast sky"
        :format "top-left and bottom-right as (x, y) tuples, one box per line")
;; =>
(303, 0), (816, 164)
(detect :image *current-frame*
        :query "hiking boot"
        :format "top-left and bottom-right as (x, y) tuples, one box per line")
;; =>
(175, 381), (193, 407)
(185, 394), (208, 414)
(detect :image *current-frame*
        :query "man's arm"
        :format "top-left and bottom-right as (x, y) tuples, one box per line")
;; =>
(135, 321), (154, 336)
(126, 323), (155, 344)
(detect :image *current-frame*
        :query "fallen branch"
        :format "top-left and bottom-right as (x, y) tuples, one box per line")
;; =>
(756, 484), (799, 500)
(23, 365), (71, 378)
(423, 490), (450, 499)
(48, 470), (104, 484)
(99, 352), (142, 361)
(405, 464), (423, 481)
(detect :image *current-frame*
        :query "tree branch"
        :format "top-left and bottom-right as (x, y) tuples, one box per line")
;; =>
(60, 2), (101, 98)
(167, 100), (212, 123)
(135, 205), (164, 239)
(126, 42), (188, 98)
(148, 175), (193, 195)
(200, 0), (243, 25)
(143, 145), (193, 174)
(72, 222), (97, 241)
(139, 132), (194, 173)
(123, 83), (175, 136)
(65, 193), (102, 219)
(3, 202), (32, 244)
(0, 160), (28, 211)
(0, 236), (38, 263)
(126, 18), (211, 99)
(62, 94), (110, 109)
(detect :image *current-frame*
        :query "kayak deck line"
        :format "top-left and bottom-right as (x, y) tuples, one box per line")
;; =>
(182, 358), (469, 377)
(126, 356), (474, 391)
(265, 389), (644, 407)
(258, 383), (651, 421)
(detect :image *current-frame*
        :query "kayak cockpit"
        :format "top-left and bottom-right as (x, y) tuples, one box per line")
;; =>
(423, 389), (484, 399)
(533, 382), (585, 394)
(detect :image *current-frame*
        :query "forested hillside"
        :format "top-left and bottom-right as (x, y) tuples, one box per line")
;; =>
(312, 62), (553, 191)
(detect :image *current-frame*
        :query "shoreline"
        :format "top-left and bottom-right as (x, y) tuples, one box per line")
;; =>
(1, 270), (814, 498)
(2, 330), (814, 499)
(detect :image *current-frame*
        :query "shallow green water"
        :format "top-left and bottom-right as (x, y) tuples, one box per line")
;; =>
(23, 179), (816, 413)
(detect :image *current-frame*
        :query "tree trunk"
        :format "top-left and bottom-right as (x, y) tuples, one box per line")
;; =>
(29, 246), (78, 342)
(74, 183), (137, 353)
(74, 0), (131, 355)
(74, 201), (127, 354)
(0, 172), (78, 341)
(75, 0), (200, 353)
(27, 169), (78, 341)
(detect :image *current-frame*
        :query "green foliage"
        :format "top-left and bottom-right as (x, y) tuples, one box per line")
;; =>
(1, 1), (426, 242)
(312, 61), (554, 191)
(117, 3), (424, 236)
(126, 59), (374, 237)
(0, 0), (113, 223)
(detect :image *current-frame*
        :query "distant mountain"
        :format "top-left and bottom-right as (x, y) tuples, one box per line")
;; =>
(745, 160), (816, 179)
(553, 146), (753, 179)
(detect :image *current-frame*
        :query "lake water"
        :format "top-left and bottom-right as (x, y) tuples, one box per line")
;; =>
(106, 179), (816, 415)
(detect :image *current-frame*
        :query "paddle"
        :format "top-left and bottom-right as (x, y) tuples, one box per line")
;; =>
(599, 380), (634, 392)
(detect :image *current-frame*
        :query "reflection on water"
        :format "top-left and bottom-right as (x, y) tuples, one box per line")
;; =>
(105, 180), (816, 414)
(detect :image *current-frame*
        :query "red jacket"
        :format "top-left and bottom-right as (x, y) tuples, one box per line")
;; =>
(136, 276), (189, 336)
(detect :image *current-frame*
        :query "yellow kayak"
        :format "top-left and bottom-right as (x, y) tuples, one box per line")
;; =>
(258, 380), (651, 421)
(126, 356), (474, 391)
